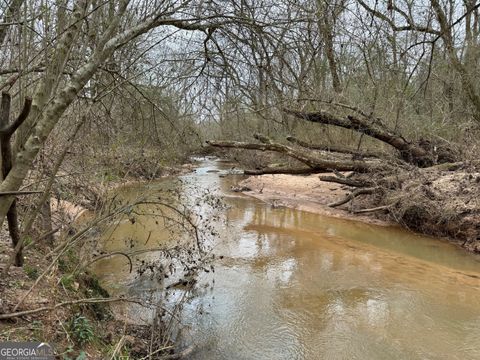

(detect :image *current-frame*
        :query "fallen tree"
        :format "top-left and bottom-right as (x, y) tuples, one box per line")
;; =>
(283, 108), (460, 166)
(206, 133), (391, 173)
(207, 107), (480, 252)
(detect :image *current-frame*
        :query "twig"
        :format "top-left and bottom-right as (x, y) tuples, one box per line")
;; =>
(109, 335), (126, 360)
(138, 346), (174, 360)
(55, 314), (73, 345)
(23, 228), (60, 250)
(81, 251), (133, 273)
(0, 297), (144, 320)
(0, 190), (42, 196)
(159, 345), (195, 359)
(353, 204), (393, 214)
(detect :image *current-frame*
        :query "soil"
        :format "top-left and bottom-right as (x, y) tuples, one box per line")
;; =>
(385, 167), (480, 252)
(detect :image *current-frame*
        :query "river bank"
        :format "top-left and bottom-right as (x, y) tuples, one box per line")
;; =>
(236, 169), (479, 253)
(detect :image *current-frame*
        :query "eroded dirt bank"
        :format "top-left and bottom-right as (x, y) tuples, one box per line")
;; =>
(237, 167), (480, 252)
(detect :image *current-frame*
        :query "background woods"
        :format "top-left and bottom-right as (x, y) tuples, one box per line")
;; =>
(1, 0), (480, 357)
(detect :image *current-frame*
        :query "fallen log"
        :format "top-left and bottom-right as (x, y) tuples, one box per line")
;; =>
(286, 135), (384, 159)
(206, 135), (384, 173)
(0, 190), (43, 196)
(426, 159), (480, 171)
(353, 204), (393, 214)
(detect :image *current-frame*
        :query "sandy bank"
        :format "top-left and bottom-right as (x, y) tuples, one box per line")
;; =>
(239, 173), (392, 226)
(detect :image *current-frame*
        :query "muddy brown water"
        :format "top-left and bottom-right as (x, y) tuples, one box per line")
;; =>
(92, 158), (480, 360)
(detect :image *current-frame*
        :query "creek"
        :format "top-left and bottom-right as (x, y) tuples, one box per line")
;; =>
(92, 158), (480, 360)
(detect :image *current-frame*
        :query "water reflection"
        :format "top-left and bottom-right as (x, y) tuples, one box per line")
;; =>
(183, 160), (480, 360)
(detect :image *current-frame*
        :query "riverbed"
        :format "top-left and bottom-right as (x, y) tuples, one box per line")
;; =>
(92, 158), (480, 360)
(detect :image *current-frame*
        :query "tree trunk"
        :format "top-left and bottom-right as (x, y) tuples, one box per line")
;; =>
(0, 93), (31, 266)
(0, 0), (24, 46)
(207, 134), (384, 173)
(316, 0), (342, 93)
(40, 199), (54, 246)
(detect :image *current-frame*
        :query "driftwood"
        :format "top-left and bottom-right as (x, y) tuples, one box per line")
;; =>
(0, 190), (42, 196)
(319, 175), (369, 188)
(353, 204), (394, 214)
(0, 297), (146, 320)
(328, 187), (377, 208)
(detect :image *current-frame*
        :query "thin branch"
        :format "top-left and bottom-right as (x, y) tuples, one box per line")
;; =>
(81, 252), (133, 273)
(357, 0), (440, 34)
(353, 204), (394, 214)
(0, 297), (148, 320)
(0, 190), (42, 196)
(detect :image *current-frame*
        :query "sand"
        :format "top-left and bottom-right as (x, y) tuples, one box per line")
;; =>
(238, 173), (391, 226)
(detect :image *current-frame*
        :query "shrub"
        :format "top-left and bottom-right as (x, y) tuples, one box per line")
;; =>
(69, 315), (94, 346)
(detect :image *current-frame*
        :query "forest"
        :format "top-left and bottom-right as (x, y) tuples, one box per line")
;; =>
(1, 0), (480, 359)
